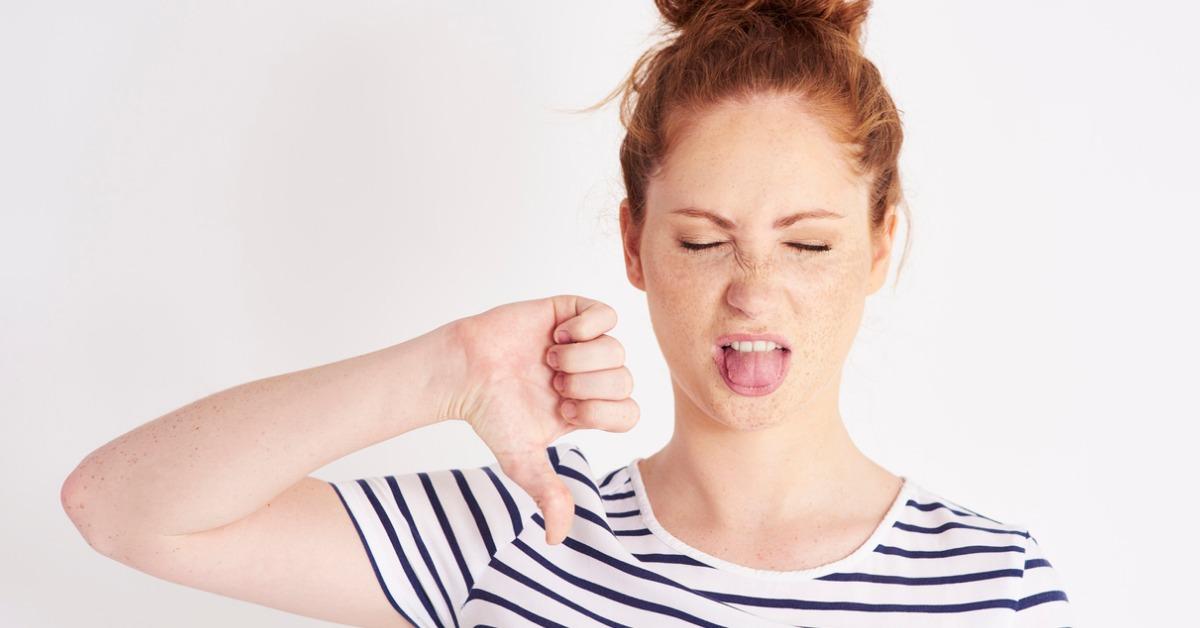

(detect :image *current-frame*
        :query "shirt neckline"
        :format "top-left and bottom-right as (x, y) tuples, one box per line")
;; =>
(625, 456), (914, 581)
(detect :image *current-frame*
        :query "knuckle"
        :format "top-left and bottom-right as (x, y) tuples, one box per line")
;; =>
(603, 302), (618, 325)
(552, 346), (572, 371)
(561, 398), (575, 419)
(621, 401), (640, 430)
(571, 399), (596, 424)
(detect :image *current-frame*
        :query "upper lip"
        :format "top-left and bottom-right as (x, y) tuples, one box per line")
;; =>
(715, 332), (791, 351)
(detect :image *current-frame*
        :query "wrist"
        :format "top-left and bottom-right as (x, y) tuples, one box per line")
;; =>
(426, 319), (472, 423)
(373, 320), (471, 432)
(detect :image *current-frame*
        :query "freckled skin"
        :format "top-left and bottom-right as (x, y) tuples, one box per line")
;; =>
(629, 93), (882, 432)
(619, 92), (902, 570)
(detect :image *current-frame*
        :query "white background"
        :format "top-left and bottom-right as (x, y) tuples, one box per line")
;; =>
(3, 1), (1197, 625)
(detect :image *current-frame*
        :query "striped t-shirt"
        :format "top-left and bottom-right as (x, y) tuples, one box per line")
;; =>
(327, 442), (1072, 627)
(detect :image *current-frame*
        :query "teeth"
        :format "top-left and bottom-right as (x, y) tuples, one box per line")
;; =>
(725, 340), (780, 352)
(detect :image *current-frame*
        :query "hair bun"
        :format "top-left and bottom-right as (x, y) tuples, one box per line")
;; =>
(655, 0), (870, 42)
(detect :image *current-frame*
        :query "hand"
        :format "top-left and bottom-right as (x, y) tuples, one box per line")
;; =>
(450, 294), (639, 544)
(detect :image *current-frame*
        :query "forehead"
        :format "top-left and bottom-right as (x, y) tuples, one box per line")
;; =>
(648, 94), (868, 224)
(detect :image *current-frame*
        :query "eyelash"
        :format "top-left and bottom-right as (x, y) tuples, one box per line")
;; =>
(678, 241), (831, 254)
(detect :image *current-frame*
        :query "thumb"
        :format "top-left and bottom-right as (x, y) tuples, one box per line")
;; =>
(498, 449), (576, 545)
(535, 475), (575, 545)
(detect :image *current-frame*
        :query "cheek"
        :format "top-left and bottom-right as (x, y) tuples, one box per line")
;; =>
(795, 260), (870, 366)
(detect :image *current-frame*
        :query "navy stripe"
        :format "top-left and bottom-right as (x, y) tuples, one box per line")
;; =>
(598, 467), (622, 489)
(467, 587), (566, 627)
(874, 543), (1025, 559)
(893, 520), (1030, 538)
(815, 568), (1023, 586)
(603, 490), (636, 500)
(569, 447), (589, 465)
(419, 472), (473, 590)
(481, 465), (522, 538)
(949, 502), (1006, 525)
(386, 477), (459, 628)
(1017, 589), (1070, 609)
(630, 552), (713, 567)
(904, 499), (1002, 524)
(695, 592), (1025, 613)
(1025, 558), (1052, 569)
(326, 482), (420, 628)
(452, 468), (496, 556)
(614, 528), (654, 536)
(490, 557), (630, 628)
(548, 446), (603, 500)
(357, 479), (445, 628)
(530, 513), (756, 619)
(512, 537), (728, 628)
(574, 504), (616, 533)
(606, 509), (640, 518)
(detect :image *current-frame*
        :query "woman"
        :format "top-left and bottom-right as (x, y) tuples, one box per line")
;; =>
(61, 0), (1072, 626)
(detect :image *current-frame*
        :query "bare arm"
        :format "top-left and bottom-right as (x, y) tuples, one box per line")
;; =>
(60, 294), (635, 626)
(61, 321), (466, 625)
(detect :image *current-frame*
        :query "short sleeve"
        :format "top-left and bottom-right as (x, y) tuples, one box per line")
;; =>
(1014, 530), (1073, 627)
(327, 457), (538, 628)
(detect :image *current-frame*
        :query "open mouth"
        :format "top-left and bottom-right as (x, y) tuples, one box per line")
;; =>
(713, 341), (791, 397)
(719, 342), (790, 353)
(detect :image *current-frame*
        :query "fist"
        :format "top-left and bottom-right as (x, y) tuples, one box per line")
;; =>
(451, 294), (639, 544)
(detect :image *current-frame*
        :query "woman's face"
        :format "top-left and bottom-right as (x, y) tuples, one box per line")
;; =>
(620, 92), (896, 430)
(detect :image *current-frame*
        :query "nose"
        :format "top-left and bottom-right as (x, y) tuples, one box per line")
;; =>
(725, 258), (776, 318)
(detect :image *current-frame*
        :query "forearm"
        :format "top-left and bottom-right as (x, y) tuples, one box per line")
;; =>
(63, 321), (466, 546)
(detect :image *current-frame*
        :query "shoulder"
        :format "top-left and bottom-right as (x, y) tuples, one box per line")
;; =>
(898, 479), (1072, 618)
(892, 480), (1047, 578)
(897, 479), (1032, 539)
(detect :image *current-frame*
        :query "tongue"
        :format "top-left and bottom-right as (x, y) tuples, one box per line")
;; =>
(723, 348), (786, 387)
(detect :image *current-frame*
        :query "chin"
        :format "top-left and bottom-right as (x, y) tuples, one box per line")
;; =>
(703, 385), (799, 431)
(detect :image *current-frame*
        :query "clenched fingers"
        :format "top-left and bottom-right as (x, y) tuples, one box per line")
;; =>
(560, 397), (640, 433)
(546, 334), (625, 373)
(551, 295), (617, 344)
(552, 366), (633, 401)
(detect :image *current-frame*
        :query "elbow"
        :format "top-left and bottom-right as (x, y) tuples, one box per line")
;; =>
(60, 462), (123, 559)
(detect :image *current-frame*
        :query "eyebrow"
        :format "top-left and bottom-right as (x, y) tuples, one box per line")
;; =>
(669, 207), (844, 230)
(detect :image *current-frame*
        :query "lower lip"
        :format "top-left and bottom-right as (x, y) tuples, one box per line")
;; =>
(713, 346), (791, 397)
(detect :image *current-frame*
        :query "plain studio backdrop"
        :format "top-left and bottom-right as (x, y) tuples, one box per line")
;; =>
(2, 1), (1197, 625)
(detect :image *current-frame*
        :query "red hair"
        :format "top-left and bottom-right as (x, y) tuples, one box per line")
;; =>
(578, 0), (912, 281)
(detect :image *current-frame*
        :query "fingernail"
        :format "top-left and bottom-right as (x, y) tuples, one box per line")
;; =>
(561, 400), (577, 419)
(555, 329), (570, 344)
(547, 350), (558, 368)
(553, 372), (564, 391)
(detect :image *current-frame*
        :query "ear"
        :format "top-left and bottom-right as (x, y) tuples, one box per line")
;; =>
(866, 206), (898, 296)
(619, 198), (646, 292)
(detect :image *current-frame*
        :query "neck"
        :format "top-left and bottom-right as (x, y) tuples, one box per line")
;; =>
(639, 369), (893, 531)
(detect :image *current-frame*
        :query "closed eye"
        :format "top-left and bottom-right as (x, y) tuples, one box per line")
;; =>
(678, 241), (831, 253)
